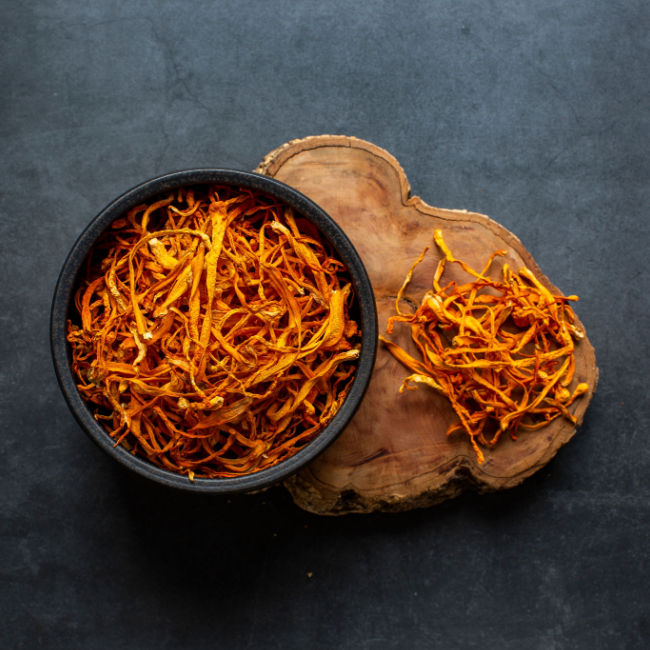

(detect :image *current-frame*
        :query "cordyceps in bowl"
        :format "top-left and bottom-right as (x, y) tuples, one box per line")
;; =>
(51, 170), (377, 492)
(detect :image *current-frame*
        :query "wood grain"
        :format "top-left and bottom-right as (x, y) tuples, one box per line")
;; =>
(256, 135), (598, 515)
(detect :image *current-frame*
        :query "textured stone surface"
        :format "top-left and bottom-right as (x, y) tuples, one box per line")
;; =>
(1, 1), (648, 648)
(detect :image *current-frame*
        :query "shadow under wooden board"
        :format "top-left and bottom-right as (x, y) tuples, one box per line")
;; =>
(255, 135), (598, 516)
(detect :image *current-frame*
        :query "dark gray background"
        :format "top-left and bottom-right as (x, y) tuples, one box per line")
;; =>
(2, 1), (648, 648)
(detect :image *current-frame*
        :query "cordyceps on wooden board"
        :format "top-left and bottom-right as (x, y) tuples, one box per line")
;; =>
(255, 135), (598, 515)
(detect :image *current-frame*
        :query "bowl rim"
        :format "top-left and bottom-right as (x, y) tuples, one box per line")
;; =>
(50, 168), (377, 493)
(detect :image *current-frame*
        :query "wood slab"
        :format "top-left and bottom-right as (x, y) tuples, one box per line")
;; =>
(255, 135), (598, 515)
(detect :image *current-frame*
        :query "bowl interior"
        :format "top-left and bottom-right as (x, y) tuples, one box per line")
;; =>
(51, 169), (377, 492)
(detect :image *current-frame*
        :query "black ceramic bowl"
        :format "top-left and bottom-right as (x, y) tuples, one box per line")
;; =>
(51, 169), (377, 493)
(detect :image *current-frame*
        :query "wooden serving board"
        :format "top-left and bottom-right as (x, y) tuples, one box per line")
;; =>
(255, 135), (598, 515)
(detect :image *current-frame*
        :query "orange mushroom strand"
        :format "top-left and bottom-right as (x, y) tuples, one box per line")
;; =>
(67, 185), (360, 479)
(380, 229), (587, 463)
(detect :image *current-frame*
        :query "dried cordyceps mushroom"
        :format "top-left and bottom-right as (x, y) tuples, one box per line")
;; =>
(67, 185), (360, 479)
(380, 230), (588, 463)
